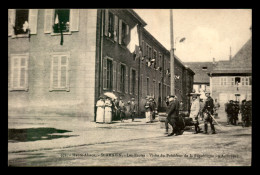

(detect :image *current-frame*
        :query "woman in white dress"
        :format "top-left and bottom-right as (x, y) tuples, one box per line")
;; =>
(96, 96), (105, 123)
(144, 97), (152, 123)
(104, 97), (113, 124)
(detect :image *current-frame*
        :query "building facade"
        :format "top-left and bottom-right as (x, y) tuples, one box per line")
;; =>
(208, 38), (252, 107)
(8, 9), (194, 121)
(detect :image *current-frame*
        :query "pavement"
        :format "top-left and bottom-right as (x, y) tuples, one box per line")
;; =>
(8, 111), (252, 166)
(8, 115), (165, 153)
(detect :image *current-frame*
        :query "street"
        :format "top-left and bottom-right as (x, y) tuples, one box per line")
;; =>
(8, 111), (251, 166)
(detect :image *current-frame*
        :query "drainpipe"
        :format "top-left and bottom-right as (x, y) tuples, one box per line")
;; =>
(96, 9), (104, 122)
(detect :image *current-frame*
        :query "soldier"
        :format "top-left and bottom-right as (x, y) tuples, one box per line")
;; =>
(202, 91), (216, 134)
(165, 95), (181, 136)
(130, 98), (137, 122)
(233, 101), (240, 125)
(241, 100), (250, 127)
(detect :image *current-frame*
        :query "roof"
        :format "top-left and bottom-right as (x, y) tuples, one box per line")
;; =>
(209, 38), (252, 75)
(184, 62), (216, 83)
(127, 10), (147, 27)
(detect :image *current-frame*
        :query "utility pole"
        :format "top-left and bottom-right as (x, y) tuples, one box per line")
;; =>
(170, 9), (175, 95)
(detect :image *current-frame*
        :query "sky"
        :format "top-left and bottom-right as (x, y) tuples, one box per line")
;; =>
(134, 9), (252, 62)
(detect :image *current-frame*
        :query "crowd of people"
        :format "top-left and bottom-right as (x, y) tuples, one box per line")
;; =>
(225, 99), (251, 127)
(95, 92), (252, 134)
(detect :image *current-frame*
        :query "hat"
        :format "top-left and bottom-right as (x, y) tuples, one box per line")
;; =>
(149, 98), (153, 102)
(205, 91), (210, 94)
(131, 98), (135, 101)
(169, 95), (175, 98)
(119, 97), (122, 100)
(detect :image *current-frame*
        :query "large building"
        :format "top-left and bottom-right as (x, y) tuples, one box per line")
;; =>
(8, 9), (194, 121)
(208, 38), (252, 106)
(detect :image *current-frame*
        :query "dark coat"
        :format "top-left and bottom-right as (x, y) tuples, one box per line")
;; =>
(166, 100), (179, 119)
(202, 96), (214, 114)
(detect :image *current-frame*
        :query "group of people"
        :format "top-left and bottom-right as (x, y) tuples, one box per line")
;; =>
(225, 99), (251, 127)
(164, 91), (217, 136)
(96, 96), (137, 124)
(144, 96), (157, 123)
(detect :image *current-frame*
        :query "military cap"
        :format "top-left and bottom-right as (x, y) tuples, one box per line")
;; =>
(169, 95), (175, 98)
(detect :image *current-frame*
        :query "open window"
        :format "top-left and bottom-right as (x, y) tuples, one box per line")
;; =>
(8, 9), (38, 37)
(53, 9), (70, 33)
(235, 77), (241, 85)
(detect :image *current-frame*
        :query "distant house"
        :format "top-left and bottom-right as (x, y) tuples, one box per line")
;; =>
(184, 61), (216, 97)
(208, 38), (252, 106)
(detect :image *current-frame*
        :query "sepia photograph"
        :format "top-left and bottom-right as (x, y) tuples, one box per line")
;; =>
(8, 8), (252, 166)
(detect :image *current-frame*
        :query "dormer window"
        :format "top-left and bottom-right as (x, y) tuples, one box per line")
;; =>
(202, 67), (207, 70)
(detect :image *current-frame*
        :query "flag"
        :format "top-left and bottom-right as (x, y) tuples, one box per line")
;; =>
(127, 25), (139, 53)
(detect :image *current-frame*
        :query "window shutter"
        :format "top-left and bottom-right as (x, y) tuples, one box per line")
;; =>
(104, 9), (109, 36)
(44, 9), (54, 33)
(125, 65), (128, 94)
(117, 63), (121, 92)
(70, 9), (80, 32)
(136, 70), (138, 95)
(25, 56), (29, 91)
(103, 58), (107, 89)
(28, 9), (38, 34)
(65, 56), (70, 91)
(8, 9), (15, 36)
(20, 58), (26, 88)
(113, 15), (118, 42)
(52, 56), (59, 88)
(60, 56), (67, 88)
(129, 68), (132, 94)
(118, 19), (122, 44)
(113, 61), (117, 91)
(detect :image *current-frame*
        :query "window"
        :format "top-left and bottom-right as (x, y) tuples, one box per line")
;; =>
(10, 54), (29, 91)
(130, 69), (136, 94)
(147, 77), (150, 95)
(120, 65), (126, 93)
(241, 77), (249, 86)
(104, 59), (113, 90)
(140, 74), (143, 97)
(108, 12), (114, 38)
(50, 53), (70, 91)
(8, 9), (38, 36)
(53, 9), (70, 33)
(14, 9), (29, 35)
(44, 9), (79, 34)
(235, 77), (241, 85)
(202, 67), (207, 71)
(231, 77), (235, 85)
(220, 77), (227, 85)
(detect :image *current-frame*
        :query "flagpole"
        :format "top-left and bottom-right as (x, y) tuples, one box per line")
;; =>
(170, 9), (175, 95)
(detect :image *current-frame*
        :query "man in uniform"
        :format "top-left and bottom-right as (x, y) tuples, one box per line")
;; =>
(165, 95), (181, 136)
(129, 98), (137, 122)
(233, 101), (239, 125)
(202, 91), (216, 134)
(189, 93), (201, 134)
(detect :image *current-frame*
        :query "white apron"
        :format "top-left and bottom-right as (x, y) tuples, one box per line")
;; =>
(146, 111), (152, 122)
